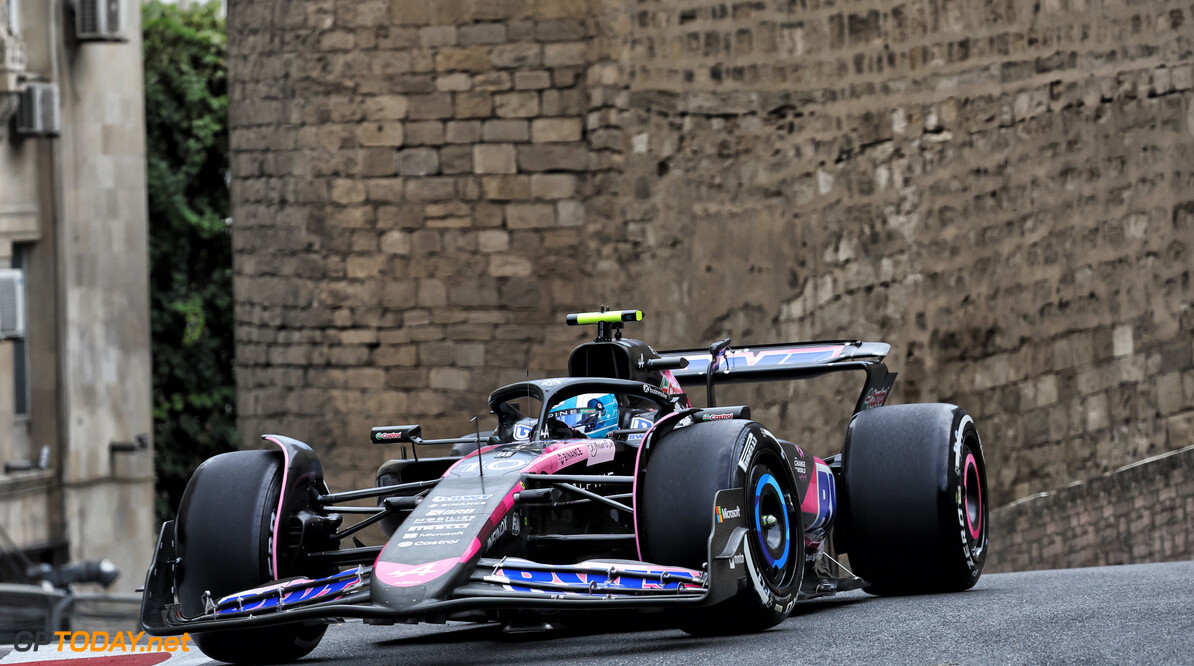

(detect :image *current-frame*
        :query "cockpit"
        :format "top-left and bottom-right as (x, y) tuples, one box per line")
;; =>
(487, 378), (674, 445)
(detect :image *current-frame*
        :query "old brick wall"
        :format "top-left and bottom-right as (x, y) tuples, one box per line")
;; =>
(987, 444), (1194, 572)
(595, 0), (1194, 507)
(229, 0), (1194, 520)
(228, 0), (613, 488)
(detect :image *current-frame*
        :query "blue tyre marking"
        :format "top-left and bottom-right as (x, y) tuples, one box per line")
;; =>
(754, 473), (790, 569)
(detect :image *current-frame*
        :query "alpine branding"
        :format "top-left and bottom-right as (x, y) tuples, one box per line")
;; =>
(679, 346), (844, 371)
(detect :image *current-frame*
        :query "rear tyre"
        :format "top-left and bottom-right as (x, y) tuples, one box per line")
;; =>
(175, 450), (327, 664)
(839, 404), (988, 595)
(638, 420), (803, 635)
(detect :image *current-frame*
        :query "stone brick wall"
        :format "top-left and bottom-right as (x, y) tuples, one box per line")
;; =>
(229, 0), (1194, 518)
(987, 444), (1194, 572)
(595, 0), (1194, 507)
(228, 0), (608, 487)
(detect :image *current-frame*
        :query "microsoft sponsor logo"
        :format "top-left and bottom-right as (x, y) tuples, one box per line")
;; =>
(715, 505), (741, 523)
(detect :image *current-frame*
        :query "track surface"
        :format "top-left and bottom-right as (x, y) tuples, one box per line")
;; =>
(5, 561), (1192, 664)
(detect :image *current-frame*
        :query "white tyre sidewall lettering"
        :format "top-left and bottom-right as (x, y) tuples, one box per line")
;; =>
(952, 413), (982, 575)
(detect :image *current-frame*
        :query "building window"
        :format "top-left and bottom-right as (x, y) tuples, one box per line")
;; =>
(5, 0), (17, 35)
(12, 244), (28, 418)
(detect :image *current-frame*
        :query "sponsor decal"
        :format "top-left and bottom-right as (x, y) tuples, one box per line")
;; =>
(556, 447), (585, 466)
(431, 494), (491, 503)
(486, 515), (510, 550)
(584, 439), (616, 465)
(405, 539), (459, 547)
(701, 412), (734, 421)
(792, 458), (807, 475)
(737, 432), (759, 471)
(659, 371), (685, 396)
(715, 505), (742, 523)
(376, 559), (456, 587)
(542, 378), (565, 387)
(729, 552), (745, 569)
(863, 387), (890, 409)
(641, 383), (668, 399)
(406, 523), (472, 531)
(402, 531), (466, 539)
(513, 423), (533, 441)
(374, 431), (407, 441)
(425, 507), (478, 516)
(412, 516), (474, 525)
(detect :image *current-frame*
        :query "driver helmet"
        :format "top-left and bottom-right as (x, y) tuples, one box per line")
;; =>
(548, 393), (619, 438)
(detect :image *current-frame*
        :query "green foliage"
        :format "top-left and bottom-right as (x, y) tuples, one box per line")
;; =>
(143, 1), (234, 522)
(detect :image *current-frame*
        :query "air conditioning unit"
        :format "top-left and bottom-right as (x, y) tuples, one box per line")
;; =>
(15, 82), (59, 137)
(0, 269), (26, 340)
(75, 0), (125, 42)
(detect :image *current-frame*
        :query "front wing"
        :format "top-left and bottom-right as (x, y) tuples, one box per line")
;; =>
(140, 489), (751, 635)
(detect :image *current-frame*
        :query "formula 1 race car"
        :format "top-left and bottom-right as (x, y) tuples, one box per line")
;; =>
(139, 309), (989, 663)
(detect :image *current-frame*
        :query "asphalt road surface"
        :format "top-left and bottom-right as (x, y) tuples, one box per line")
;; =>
(5, 561), (1192, 664)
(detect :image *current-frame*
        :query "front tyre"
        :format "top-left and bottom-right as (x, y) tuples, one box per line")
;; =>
(839, 404), (988, 595)
(175, 450), (327, 664)
(638, 420), (803, 635)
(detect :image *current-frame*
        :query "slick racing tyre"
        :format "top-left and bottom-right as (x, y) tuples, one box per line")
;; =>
(839, 404), (988, 595)
(175, 451), (327, 664)
(638, 420), (803, 635)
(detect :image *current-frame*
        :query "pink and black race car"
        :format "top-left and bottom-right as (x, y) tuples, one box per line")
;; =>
(139, 309), (989, 664)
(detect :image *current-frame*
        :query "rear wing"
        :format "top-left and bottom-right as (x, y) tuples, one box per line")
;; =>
(656, 340), (897, 415)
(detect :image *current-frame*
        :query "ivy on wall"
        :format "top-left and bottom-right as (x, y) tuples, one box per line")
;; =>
(143, 0), (234, 521)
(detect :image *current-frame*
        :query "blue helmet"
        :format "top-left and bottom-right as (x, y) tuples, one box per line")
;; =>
(548, 393), (619, 438)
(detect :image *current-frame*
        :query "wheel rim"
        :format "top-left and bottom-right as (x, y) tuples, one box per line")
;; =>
(747, 453), (798, 592)
(754, 473), (790, 569)
(962, 449), (983, 543)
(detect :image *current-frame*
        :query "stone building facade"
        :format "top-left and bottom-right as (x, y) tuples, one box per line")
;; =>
(0, 0), (154, 587)
(229, 0), (1194, 565)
